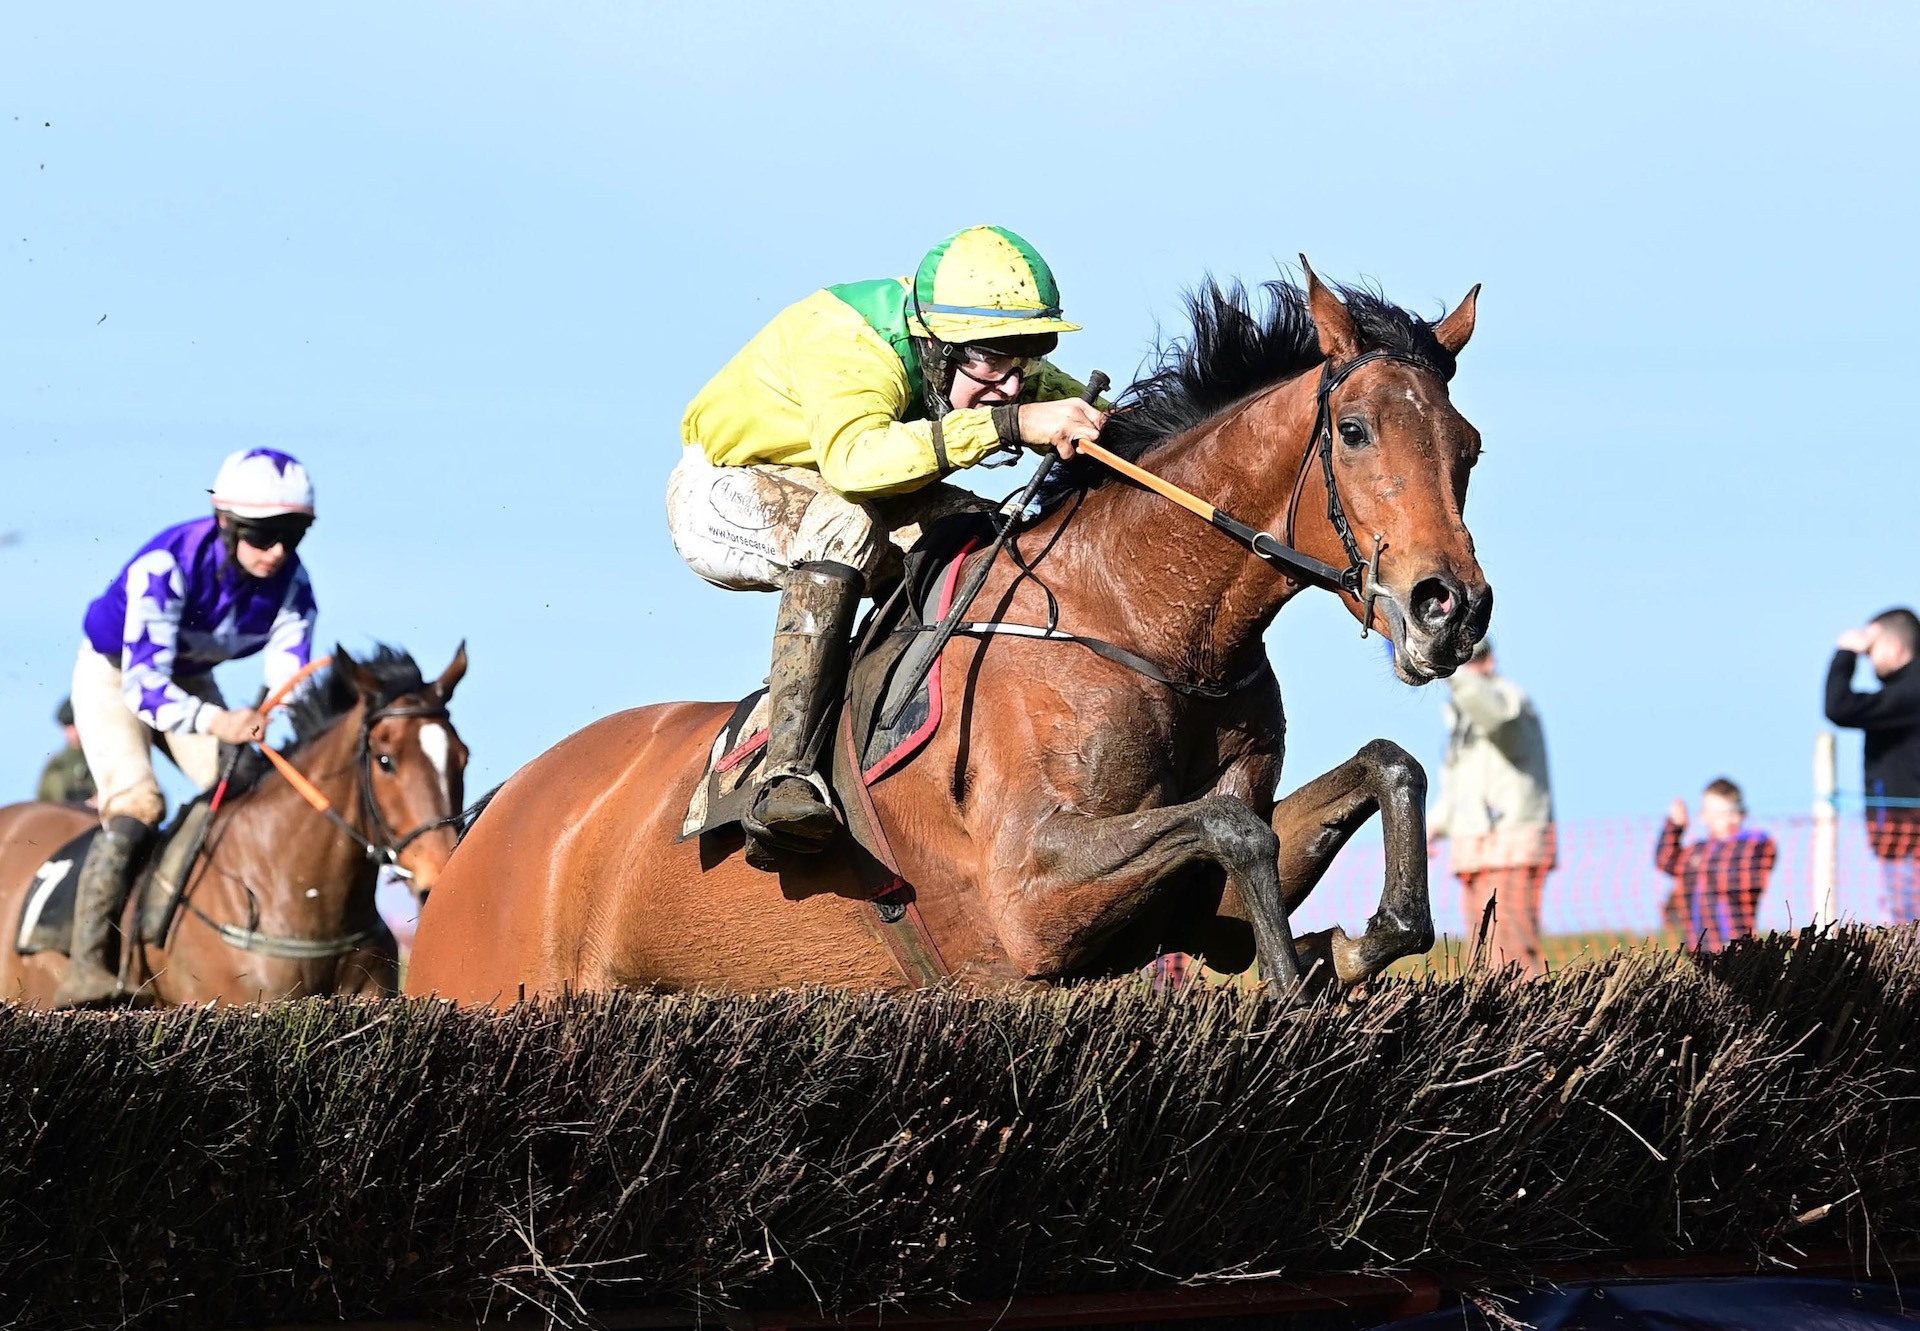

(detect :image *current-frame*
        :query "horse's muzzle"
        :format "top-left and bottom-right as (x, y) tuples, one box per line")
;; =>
(1394, 575), (1492, 680)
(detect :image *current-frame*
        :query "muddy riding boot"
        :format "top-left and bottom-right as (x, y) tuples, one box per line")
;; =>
(50, 815), (151, 1009)
(743, 561), (864, 869)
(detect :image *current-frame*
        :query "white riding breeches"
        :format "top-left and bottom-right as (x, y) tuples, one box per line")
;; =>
(666, 445), (987, 591)
(69, 644), (226, 826)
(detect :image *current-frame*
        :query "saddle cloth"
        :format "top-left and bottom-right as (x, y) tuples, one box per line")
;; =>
(679, 513), (993, 859)
(16, 797), (215, 956)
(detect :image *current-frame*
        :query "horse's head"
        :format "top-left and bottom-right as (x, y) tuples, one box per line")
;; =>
(337, 642), (471, 901)
(1301, 260), (1491, 684)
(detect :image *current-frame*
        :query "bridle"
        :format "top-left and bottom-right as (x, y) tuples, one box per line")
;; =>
(183, 693), (462, 960)
(886, 346), (1459, 715)
(350, 699), (464, 872)
(284, 696), (462, 877)
(1280, 348), (1450, 632)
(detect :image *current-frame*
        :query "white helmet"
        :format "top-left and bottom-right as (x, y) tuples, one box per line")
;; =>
(210, 448), (316, 519)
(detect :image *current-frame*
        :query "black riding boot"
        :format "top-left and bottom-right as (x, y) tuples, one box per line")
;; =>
(742, 560), (863, 869)
(51, 815), (152, 1009)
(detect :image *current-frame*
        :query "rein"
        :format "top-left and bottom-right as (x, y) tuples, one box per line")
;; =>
(256, 697), (461, 875)
(184, 660), (459, 960)
(915, 619), (1270, 698)
(1077, 347), (1444, 638)
(885, 348), (1449, 710)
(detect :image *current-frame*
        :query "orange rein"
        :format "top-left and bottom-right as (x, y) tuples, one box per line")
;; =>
(252, 656), (336, 814)
(1074, 440), (1219, 523)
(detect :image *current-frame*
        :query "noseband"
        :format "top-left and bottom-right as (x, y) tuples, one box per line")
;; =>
(1282, 348), (1449, 631)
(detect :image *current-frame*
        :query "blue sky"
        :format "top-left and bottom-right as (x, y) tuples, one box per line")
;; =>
(5, 2), (1917, 826)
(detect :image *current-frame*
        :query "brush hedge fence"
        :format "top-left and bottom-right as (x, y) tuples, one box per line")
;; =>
(3, 927), (1917, 1329)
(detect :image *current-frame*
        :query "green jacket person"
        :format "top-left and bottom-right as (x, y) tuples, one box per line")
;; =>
(37, 697), (97, 806)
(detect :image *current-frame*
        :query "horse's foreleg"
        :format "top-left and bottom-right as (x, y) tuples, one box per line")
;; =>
(991, 795), (1301, 987)
(1271, 738), (1432, 987)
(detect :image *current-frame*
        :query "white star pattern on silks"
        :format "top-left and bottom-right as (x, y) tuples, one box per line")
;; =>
(119, 551), (202, 731)
(82, 516), (320, 735)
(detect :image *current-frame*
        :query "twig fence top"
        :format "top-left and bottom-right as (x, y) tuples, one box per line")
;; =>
(4, 926), (1917, 1330)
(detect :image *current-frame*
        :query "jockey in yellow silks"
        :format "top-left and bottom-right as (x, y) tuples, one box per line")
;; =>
(670, 225), (1107, 865)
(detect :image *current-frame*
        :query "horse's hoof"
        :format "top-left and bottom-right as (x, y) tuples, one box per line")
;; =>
(1293, 928), (1373, 996)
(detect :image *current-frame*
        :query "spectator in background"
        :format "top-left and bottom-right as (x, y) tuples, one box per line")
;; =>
(374, 866), (420, 955)
(36, 697), (97, 807)
(1826, 608), (1920, 923)
(1428, 640), (1556, 978)
(1656, 778), (1776, 951)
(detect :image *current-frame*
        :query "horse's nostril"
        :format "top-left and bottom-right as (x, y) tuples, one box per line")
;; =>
(1467, 586), (1494, 640)
(1411, 576), (1463, 630)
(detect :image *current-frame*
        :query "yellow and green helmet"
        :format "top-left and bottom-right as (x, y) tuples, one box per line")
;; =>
(907, 225), (1082, 344)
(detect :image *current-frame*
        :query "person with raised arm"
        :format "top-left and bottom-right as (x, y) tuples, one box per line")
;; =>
(1826, 609), (1920, 922)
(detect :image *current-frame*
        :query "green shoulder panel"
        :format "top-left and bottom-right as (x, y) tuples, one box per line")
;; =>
(825, 278), (926, 414)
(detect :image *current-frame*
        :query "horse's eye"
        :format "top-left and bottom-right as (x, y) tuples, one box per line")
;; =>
(377, 754), (396, 774)
(1338, 419), (1370, 447)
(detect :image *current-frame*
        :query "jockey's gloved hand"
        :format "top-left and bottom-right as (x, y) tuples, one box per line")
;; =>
(208, 708), (268, 745)
(1013, 398), (1108, 461)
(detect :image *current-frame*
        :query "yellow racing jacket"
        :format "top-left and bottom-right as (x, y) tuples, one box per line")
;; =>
(682, 279), (1095, 500)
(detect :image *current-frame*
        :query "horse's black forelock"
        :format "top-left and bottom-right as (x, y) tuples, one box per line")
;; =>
(223, 644), (424, 798)
(1039, 275), (1456, 502)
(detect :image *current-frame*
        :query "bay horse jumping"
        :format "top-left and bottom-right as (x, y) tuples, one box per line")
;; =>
(0, 645), (469, 1007)
(407, 267), (1489, 1003)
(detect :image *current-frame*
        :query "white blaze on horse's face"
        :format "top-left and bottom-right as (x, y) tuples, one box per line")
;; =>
(418, 722), (453, 809)
(384, 712), (467, 902)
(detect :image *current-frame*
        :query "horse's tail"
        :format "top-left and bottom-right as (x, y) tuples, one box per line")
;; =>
(457, 784), (504, 841)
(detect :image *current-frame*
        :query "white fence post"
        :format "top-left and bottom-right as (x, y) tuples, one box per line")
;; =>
(1813, 731), (1839, 929)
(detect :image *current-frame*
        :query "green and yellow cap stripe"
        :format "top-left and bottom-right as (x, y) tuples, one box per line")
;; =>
(908, 225), (1082, 343)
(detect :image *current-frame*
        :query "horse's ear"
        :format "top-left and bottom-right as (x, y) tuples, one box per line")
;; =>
(1300, 254), (1361, 363)
(1433, 283), (1481, 356)
(333, 644), (381, 700)
(428, 640), (469, 704)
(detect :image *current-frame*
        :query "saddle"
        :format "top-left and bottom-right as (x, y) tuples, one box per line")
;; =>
(682, 511), (993, 843)
(16, 796), (216, 957)
(679, 512), (995, 950)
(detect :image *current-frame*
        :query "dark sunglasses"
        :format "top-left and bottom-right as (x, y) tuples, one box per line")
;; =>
(233, 518), (312, 552)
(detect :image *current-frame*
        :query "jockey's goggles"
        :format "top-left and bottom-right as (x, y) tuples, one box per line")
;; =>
(232, 516), (312, 552)
(952, 344), (1033, 388)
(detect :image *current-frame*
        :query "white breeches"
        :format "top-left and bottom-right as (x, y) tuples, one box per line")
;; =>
(69, 644), (225, 826)
(666, 445), (985, 591)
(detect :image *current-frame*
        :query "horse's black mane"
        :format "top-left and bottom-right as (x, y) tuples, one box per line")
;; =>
(1041, 275), (1456, 499)
(222, 645), (426, 799)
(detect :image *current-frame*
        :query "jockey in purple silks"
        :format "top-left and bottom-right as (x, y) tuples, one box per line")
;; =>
(54, 448), (319, 1007)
